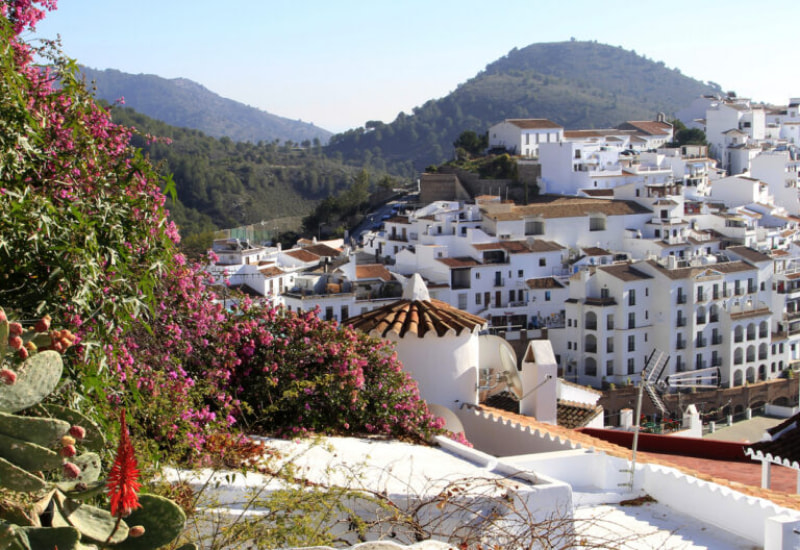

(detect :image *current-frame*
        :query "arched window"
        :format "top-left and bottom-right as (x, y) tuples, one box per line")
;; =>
(734, 325), (744, 343)
(585, 334), (597, 354)
(585, 357), (597, 377)
(733, 370), (743, 386)
(734, 348), (743, 365)
(746, 367), (755, 383)
(746, 323), (756, 341)
(746, 345), (756, 363)
(585, 311), (598, 330)
(759, 321), (769, 338)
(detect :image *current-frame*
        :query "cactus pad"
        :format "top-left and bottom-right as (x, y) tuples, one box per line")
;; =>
(0, 351), (62, 413)
(0, 411), (70, 448)
(0, 433), (62, 472)
(54, 490), (129, 545)
(109, 494), (187, 550)
(0, 457), (47, 493)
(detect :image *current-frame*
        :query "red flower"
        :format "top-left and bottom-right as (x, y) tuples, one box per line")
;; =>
(106, 410), (141, 517)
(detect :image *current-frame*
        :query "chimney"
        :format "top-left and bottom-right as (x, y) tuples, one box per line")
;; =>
(519, 340), (557, 424)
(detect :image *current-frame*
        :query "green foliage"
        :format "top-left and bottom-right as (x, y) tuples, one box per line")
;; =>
(327, 41), (721, 171)
(453, 129), (488, 158)
(108, 107), (399, 241)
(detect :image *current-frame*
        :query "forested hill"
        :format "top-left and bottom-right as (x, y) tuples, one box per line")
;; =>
(109, 107), (368, 239)
(326, 41), (722, 174)
(82, 67), (333, 145)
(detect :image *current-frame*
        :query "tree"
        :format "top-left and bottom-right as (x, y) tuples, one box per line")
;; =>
(453, 130), (488, 158)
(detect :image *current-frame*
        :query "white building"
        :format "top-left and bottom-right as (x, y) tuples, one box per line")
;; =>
(487, 118), (564, 158)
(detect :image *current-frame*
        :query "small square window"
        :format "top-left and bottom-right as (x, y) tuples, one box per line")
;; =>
(539, 258), (546, 267)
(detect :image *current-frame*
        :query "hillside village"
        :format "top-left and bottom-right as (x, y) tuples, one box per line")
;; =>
(209, 93), (800, 412)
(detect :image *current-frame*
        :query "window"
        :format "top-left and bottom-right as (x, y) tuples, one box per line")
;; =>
(457, 293), (467, 310)
(589, 216), (606, 231)
(629, 289), (636, 306)
(341, 305), (349, 320)
(607, 361), (614, 376)
(539, 258), (546, 267)
(475, 294), (481, 305)
(545, 291), (551, 301)
(601, 287), (610, 299)
(325, 307), (334, 321)
(518, 270), (523, 278)
(627, 358), (635, 375)
(607, 314), (614, 330)
(525, 219), (544, 235)
(628, 335), (635, 352)
(628, 312), (635, 329)
(475, 272), (480, 279)
(606, 337), (614, 353)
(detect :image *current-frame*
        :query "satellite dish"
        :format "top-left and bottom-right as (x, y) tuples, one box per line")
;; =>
(499, 343), (524, 400)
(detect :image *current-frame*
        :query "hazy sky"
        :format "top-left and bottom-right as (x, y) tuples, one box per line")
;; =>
(31, 1), (800, 133)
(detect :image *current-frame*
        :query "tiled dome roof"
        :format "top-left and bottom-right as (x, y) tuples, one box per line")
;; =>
(345, 298), (486, 339)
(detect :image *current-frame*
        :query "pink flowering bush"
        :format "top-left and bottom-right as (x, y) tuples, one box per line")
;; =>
(0, 0), (452, 465)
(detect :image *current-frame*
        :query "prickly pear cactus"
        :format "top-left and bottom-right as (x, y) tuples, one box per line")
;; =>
(0, 308), (189, 549)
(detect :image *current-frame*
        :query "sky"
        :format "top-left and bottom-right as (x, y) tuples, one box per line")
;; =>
(31, 1), (800, 134)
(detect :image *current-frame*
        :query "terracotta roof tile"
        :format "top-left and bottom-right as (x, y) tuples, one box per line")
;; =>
(746, 412), (800, 468)
(346, 299), (486, 339)
(302, 243), (342, 257)
(473, 239), (564, 254)
(582, 246), (611, 256)
(526, 277), (564, 289)
(258, 266), (285, 277)
(482, 196), (651, 221)
(557, 400), (604, 429)
(504, 118), (563, 130)
(618, 120), (673, 136)
(727, 246), (772, 264)
(285, 249), (320, 262)
(598, 263), (653, 282)
(438, 257), (482, 268)
(645, 259), (756, 280)
(355, 264), (393, 282)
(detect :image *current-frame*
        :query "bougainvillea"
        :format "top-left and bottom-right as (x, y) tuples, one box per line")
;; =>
(0, 0), (450, 464)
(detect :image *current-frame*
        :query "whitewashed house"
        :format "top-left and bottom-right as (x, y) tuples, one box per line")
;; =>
(487, 118), (564, 158)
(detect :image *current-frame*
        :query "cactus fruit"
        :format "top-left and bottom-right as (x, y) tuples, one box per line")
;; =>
(38, 403), (105, 452)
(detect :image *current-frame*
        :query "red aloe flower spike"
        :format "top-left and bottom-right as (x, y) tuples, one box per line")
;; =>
(106, 409), (141, 517)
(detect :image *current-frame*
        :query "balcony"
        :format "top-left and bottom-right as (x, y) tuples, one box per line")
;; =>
(676, 295), (687, 304)
(697, 338), (707, 348)
(676, 340), (686, 350)
(584, 297), (617, 307)
(676, 318), (687, 327)
(712, 335), (723, 345)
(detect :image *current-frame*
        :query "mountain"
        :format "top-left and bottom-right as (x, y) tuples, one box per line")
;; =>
(327, 41), (723, 173)
(80, 67), (333, 145)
